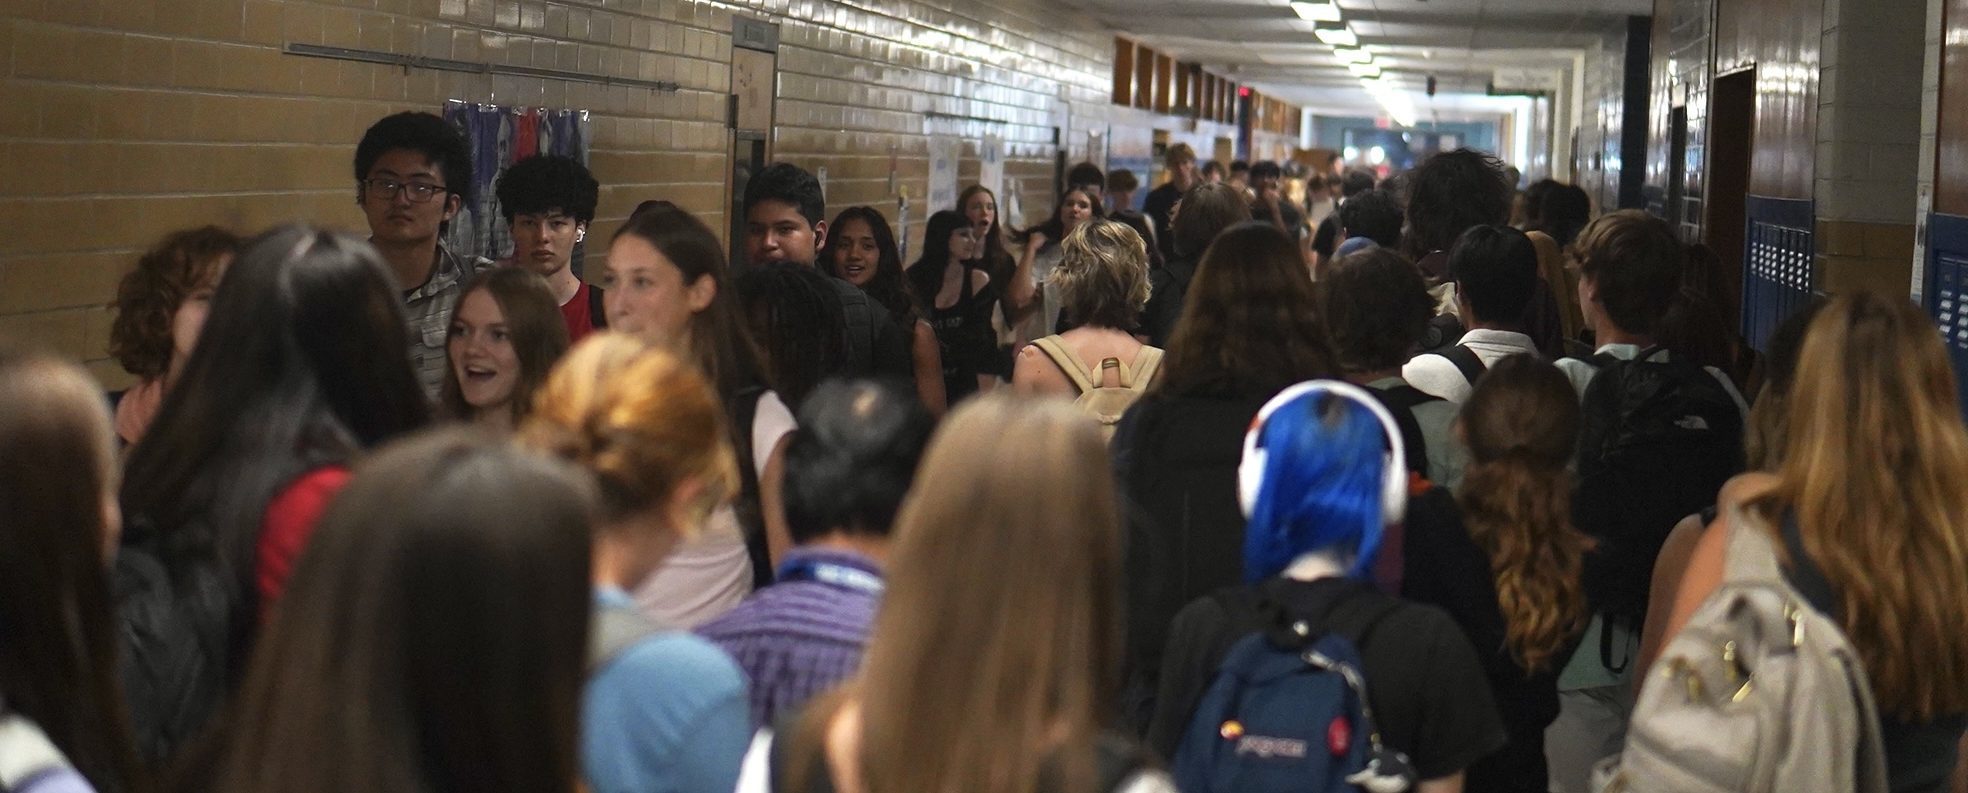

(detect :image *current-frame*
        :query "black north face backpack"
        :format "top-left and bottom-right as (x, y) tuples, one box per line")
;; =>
(1572, 348), (1745, 665)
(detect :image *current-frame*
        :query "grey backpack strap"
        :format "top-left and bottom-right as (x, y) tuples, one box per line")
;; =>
(1720, 507), (1788, 585)
(0, 713), (72, 791)
(586, 603), (664, 674)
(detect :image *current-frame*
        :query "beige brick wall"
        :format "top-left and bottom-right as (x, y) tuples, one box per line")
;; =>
(4, 0), (1226, 387)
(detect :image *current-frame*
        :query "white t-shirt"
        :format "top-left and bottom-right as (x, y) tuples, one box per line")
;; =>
(1401, 328), (1541, 403)
(633, 390), (797, 629)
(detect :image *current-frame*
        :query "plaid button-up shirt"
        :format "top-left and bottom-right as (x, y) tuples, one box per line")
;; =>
(402, 242), (491, 400)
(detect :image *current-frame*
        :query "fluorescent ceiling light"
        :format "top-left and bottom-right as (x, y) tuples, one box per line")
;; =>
(1348, 62), (1382, 78)
(1334, 48), (1373, 65)
(1290, 0), (1343, 23)
(1314, 27), (1358, 47)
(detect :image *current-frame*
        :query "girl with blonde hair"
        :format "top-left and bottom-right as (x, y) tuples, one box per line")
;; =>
(1664, 291), (1968, 791)
(756, 394), (1174, 793)
(520, 333), (752, 793)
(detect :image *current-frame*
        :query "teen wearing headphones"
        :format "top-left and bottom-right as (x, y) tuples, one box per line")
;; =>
(1145, 381), (1505, 793)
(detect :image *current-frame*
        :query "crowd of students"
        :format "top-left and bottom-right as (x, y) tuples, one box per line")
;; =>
(4, 109), (1968, 793)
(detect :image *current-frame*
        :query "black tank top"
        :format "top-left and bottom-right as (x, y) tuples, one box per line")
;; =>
(1779, 516), (1966, 793)
(926, 265), (998, 402)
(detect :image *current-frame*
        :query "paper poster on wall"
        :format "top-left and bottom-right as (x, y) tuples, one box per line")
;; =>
(928, 135), (961, 213)
(1003, 179), (1024, 228)
(1087, 128), (1109, 173)
(979, 134), (1005, 201)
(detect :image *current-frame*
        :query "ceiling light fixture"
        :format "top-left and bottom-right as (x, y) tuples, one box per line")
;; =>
(1348, 62), (1382, 78)
(1289, 0), (1343, 23)
(1314, 26), (1358, 48)
(1333, 47), (1373, 65)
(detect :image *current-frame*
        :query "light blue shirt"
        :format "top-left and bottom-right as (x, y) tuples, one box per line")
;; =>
(584, 587), (751, 793)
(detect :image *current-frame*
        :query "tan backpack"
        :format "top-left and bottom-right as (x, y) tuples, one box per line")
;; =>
(1031, 336), (1162, 439)
(1591, 508), (1888, 793)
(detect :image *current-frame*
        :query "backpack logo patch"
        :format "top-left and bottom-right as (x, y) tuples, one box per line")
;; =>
(1233, 734), (1309, 760)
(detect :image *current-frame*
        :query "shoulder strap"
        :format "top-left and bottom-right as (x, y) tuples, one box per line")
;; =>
(586, 603), (663, 674)
(1438, 344), (1488, 385)
(1720, 508), (1788, 586)
(1365, 386), (1430, 477)
(588, 283), (608, 329)
(1129, 347), (1164, 391)
(1033, 336), (1097, 394)
(0, 713), (72, 791)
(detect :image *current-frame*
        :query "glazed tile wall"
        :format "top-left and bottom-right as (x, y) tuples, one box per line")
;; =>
(0, 0), (1220, 382)
(1913, 0), (1945, 300)
(1715, 0), (1821, 199)
(1648, 0), (1711, 239)
(1576, 21), (1630, 214)
(1813, 0), (1924, 298)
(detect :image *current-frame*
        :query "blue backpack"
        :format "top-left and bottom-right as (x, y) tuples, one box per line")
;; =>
(1172, 588), (1415, 793)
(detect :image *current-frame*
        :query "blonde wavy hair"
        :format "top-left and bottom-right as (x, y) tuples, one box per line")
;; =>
(1749, 291), (1968, 721)
(518, 333), (737, 536)
(1455, 354), (1593, 674)
(1049, 218), (1150, 330)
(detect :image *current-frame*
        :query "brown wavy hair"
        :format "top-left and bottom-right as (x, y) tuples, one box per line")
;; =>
(108, 226), (241, 379)
(0, 346), (140, 793)
(519, 333), (737, 533)
(440, 268), (571, 426)
(1155, 221), (1339, 397)
(1455, 354), (1592, 674)
(1749, 291), (1968, 721)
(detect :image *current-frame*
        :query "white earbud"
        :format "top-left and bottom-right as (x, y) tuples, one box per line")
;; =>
(1237, 380), (1409, 526)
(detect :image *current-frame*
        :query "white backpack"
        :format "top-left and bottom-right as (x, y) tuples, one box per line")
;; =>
(0, 711), (73, 792)
(1591, 508), (1888, 793)
(1031, 337), (1162, 439)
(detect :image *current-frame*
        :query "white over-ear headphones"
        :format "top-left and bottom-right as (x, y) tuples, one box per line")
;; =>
(1237, 380), (1409, 526)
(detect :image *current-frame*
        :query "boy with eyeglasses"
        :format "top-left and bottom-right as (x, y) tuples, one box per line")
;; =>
(353, 111), (490, 398)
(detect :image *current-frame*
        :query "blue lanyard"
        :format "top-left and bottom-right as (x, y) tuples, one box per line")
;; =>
(776, 559), (886, 595)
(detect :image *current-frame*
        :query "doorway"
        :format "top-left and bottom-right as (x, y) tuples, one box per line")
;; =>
(727, 16), (778, 270)
(1705, 68), (1755, 333)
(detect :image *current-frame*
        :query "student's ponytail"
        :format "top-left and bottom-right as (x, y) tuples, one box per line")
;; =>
(1455, 355), (1593, 673)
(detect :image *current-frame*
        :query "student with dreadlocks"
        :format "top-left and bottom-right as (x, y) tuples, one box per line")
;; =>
(735, 263), (850, 411)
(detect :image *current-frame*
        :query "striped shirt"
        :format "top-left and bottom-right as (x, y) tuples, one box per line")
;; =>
(696, 548), (884, 728)
(401, 242), (491, 400)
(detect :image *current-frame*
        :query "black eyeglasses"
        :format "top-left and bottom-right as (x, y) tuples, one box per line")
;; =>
(362, 178), (448, 203)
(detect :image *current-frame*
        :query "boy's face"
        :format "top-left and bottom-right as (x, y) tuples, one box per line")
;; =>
(360, 148), (459, 247)
(745, 199), (825, 267)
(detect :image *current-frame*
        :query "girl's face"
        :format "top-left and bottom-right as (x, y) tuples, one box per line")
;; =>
(169, 254), (231, 376)
(947, 225), (979, 262)
(447, 288), (521, 414)
(832, 218), (882, 288)
(602, 235), (711, 347)
(1059, 190), (1095, 232)
(965, 192), (998, 234)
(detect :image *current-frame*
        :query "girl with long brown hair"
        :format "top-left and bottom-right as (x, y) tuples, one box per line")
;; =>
(440, 267), (571, 430)
(1112, 221), (1340, 728)
(606, 201), (792, 625)
(204, 430), (594, 793)
(0, 346), (141, 793)
(759, 394), (1174, 793)
(1404, 354), (1591, 792)
(1665, 291), (1968, 791)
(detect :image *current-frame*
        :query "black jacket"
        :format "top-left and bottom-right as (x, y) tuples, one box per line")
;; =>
(1111, 389), (1270, 733)
(1141, 254), (1198, 349)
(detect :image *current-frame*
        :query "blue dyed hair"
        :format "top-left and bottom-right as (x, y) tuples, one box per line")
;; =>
(1242, 391), (1389, 582)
